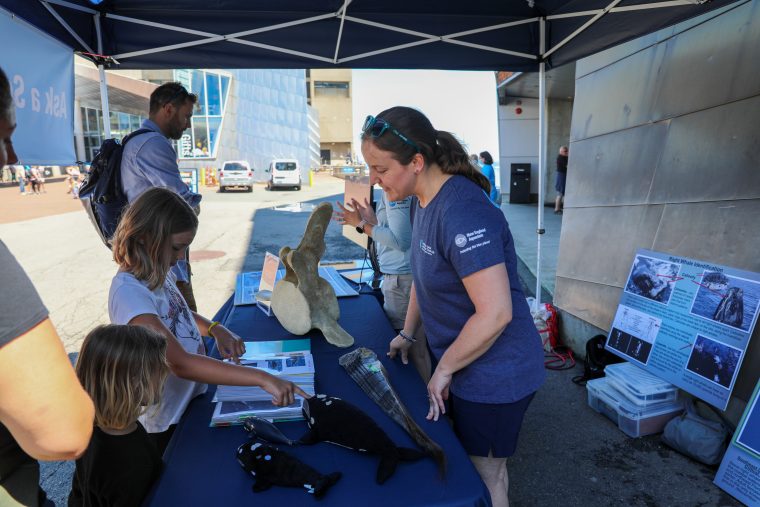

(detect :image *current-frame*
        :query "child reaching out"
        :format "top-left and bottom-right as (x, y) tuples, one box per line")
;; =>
(109, 187), (306, 453)
(69, 325), (168, 506)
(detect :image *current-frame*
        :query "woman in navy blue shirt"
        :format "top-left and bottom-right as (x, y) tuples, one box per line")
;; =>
(361, 107), (544, 507)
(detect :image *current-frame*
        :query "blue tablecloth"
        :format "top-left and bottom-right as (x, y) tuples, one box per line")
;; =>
(145, 293), (490, 506)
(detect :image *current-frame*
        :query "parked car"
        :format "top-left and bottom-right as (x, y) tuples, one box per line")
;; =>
(266, 159), (301, 190)
(219, 160), (253, 192)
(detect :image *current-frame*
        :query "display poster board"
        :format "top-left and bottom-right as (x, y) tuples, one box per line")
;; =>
(714, 379), (760, 505)
(179, 168), (199, 194)
(606, 249), (760, 410)
(0, 8), (75, 165)
(342, 174), (372, 249)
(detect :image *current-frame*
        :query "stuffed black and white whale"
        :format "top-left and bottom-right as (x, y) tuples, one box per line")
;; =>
(236, 441), (341, 499)
(299, 394), (425, 484)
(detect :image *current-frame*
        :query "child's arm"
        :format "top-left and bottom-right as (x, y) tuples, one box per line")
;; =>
(129, 314), (308, 406)
(0, 319), (95, 460)
(192, 312), (245, 363)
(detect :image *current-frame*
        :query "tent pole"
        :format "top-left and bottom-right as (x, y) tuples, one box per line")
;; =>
(535, 18), (546, 310)
(97, 66), (111, 139)
(94, 13), (111, 138)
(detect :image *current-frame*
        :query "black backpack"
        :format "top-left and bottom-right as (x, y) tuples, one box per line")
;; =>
(79, 128), (151, 246)
(571, 334), (624, 385)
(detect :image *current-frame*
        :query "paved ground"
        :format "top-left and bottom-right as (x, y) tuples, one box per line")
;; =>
(0, 175), (346, 354)
(1, 177), (740, 506)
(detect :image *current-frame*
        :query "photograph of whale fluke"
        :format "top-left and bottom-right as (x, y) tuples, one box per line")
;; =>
(339, 347), (447, 477)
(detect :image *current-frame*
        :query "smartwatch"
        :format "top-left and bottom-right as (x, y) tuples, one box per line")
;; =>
(356, 219), (367, 234)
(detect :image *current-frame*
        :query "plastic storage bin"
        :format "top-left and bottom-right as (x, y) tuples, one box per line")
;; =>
(604, 362), (679, 407)
(587, 377), (683, 438)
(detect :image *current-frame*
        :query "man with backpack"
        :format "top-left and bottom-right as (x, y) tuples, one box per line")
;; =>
(120, 82), (202, 310)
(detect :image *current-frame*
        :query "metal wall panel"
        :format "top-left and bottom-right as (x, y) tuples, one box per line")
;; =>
(572, 1), (760, 142)
(556, 205), (665, 286)
(575, 3), (742, 78)
(652, 200), (760, 273)
(570, 48), (666, 141)
(649, 96), (760, 203)
(566, 122), (670, 207)
(651, 1), (760, 121)
(553, 277), (623, 332)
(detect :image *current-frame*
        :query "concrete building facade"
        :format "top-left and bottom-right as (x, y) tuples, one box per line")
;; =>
(307, 68), (354, 165)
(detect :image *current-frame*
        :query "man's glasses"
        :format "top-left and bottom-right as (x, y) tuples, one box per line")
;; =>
(361, 115), (420, 153)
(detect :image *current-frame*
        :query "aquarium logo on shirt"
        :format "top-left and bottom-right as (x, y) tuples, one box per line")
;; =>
(455, 234), (468, 248)
(419, 240), (435, 256)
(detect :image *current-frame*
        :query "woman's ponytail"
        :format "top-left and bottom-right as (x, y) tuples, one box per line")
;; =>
(435, 131), (491, 194)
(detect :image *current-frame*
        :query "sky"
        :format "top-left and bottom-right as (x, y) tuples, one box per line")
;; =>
(351, 70), (500, 167)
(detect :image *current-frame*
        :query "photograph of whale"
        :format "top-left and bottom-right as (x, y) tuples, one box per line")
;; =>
(685, 335), (741, 390)
(690, 271), (760, 333)
(624, 255), (680, 304)
(607, 327), (653, 365)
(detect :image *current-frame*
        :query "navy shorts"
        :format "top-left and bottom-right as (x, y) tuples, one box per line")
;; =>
(449, 391), (535, 458)
(555, 171), (566, 195)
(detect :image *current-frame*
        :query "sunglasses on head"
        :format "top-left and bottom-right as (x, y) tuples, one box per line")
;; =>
(361, 115), (420, 153)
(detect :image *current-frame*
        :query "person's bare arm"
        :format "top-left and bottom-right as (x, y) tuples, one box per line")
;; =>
(0, 319), (94, 460)
(427, 263), (513, 421)
(129, 314), (306, 405)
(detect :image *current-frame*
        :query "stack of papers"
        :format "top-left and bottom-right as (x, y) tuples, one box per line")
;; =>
(213, 353), (315, 402)
(210, 339), (314, 427)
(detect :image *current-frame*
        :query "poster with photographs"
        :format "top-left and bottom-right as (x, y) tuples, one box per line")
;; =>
(714, 380), (760, 506)
(607, 249), (760, 410)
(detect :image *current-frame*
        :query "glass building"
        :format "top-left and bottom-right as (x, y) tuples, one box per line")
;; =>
(74, 64), (312, 183)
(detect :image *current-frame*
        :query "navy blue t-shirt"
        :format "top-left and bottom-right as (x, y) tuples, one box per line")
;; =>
(411, 175), (545, 404)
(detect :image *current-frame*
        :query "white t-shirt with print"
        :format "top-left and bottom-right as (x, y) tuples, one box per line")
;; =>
(109, 271), (207, 433)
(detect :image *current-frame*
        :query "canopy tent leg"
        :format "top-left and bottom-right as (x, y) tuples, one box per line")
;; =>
(97, 65), (111, 139)
(535, 18), (547, 310)
(94, 13), (111, 138)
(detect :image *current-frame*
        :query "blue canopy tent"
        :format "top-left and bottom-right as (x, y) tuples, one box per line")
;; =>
(0, 0), (739, 303)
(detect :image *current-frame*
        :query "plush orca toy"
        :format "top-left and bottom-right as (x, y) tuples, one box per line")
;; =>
(299, 394), (426, 484)
(236, 441), (341, 499)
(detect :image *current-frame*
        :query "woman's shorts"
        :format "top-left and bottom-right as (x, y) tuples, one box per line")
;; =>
(449, 391), (535, 458)
(555, 172), (566, 194)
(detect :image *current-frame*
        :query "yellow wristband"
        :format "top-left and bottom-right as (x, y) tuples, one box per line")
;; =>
(208, 321), (221, 337)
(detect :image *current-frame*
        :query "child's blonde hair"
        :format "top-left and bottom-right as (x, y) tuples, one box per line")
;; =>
(76, 325), (168, 430)
(112, 187), (198, 290)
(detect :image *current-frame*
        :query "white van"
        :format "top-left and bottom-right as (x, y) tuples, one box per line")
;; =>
(266, 159), (301, 190)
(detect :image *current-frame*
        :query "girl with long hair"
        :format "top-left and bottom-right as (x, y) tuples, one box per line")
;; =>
(69, 325), (169, 506)
(109, 187), (306, 453)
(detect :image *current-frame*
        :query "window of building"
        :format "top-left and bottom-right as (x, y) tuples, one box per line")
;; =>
(80, 106), (145, 162)
(314, 81), (349, 98)
(175, 69), (231, 159)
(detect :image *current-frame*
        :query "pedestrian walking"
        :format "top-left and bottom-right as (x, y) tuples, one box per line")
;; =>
(15, 165), (26, 195)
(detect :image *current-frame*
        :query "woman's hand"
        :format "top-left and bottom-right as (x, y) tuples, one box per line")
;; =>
(426, 368), (452, 422)
(387, 334), (414, 364)
(211, 326), (246, 363)
(261, 375), (310, 407)
(332, 201), (362, 228)
(352, 197), (378, 226)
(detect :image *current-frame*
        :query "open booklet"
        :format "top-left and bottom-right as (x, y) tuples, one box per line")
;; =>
(210, 398), (304, 426)
(210, 339), (315, 426)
